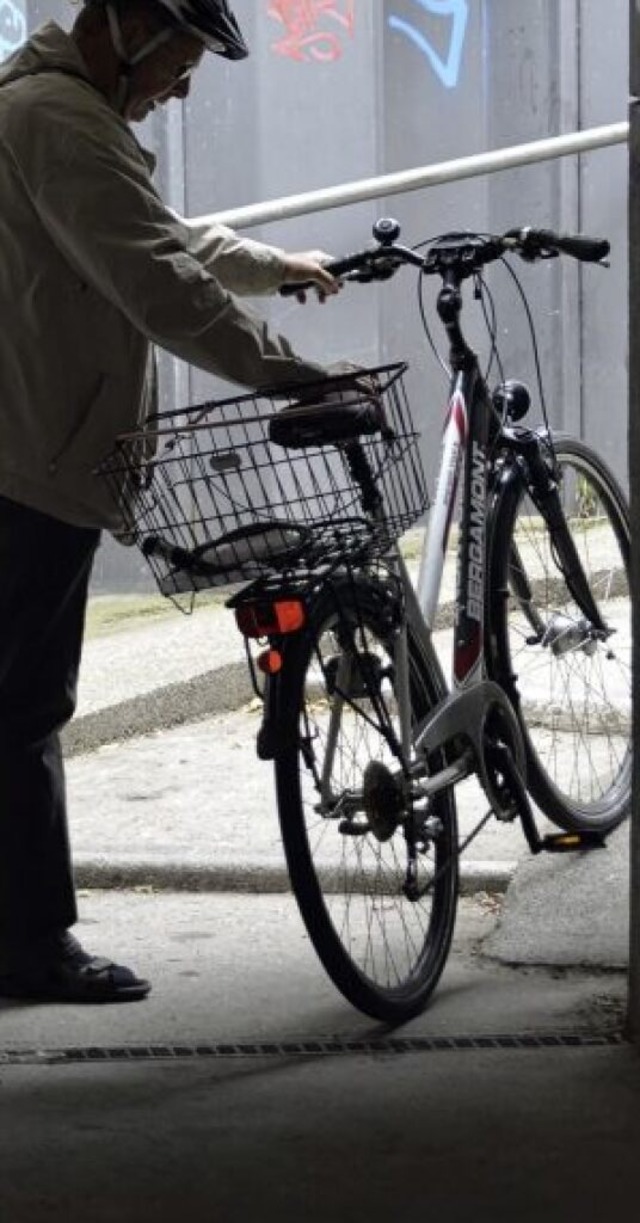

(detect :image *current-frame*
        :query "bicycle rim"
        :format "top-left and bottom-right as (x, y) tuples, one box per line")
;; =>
(275, 577), (458, 1023)
(488, 434), (631, 831)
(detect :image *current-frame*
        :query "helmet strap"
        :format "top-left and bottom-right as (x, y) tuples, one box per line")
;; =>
(105, 1), (173, 113)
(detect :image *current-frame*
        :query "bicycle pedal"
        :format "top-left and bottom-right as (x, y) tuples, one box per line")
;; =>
(540, 831), (607, 853)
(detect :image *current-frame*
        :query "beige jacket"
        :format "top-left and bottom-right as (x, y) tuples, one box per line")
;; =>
(0, 23), (324, 529)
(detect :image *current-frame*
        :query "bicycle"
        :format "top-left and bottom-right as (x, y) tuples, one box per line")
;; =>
(99, 219), (631, 1023)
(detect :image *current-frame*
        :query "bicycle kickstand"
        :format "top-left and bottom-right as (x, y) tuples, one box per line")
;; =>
(491, 740), (608, 855)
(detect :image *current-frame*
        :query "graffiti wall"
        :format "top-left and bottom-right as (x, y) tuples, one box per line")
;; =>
(0, 0), (26, 61)
(267, 1), (356, 63)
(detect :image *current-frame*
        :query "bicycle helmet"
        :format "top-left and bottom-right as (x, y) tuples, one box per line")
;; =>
(86, 0), (248, 73)
(151, 0), (248, 59)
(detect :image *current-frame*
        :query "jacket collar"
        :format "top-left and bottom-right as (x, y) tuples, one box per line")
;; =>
(0, 21), (92, 87)
(0, 21), (157, 172)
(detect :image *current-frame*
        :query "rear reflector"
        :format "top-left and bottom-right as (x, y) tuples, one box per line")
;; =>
(257, 648), (283, 674)
(235, 599), (305, 638)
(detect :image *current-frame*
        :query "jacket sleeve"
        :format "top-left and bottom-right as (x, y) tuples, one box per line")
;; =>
(15, 89), (325, 391)
(171, 212), (287, 297)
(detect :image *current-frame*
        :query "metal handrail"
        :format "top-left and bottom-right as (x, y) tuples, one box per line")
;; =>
(204, 122), (628, 231)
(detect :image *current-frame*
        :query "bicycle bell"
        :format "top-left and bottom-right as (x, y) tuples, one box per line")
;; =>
(492, 379), (531, 422)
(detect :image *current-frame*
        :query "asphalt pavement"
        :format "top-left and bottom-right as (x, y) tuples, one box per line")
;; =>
(0, 579), (635, 1222)
(0, 884), (634, 1223)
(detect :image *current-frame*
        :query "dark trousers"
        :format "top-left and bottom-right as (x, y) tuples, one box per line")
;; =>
(0, 495), (99, 958)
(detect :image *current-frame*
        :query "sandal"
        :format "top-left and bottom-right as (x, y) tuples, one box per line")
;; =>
(0, 933), (151, 1003)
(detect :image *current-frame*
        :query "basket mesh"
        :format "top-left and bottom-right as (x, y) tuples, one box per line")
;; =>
(98, 363), (428, 600)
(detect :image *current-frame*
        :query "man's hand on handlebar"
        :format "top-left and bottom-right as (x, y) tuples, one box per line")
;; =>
(279, 250), (342, 303)
(279, 219), (611, 304)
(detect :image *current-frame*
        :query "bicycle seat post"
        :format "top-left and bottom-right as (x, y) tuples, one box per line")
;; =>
(342, 440), (383, 518)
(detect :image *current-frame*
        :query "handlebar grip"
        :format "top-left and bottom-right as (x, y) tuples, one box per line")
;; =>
(279, 250), (373, 296)
(524, 228), (610, 263)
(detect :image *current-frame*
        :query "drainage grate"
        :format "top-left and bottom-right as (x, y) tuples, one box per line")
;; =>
(0, 1029), (625, 1066)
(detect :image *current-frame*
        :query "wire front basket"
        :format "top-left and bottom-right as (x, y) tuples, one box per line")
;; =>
(98, 363), (429, 603)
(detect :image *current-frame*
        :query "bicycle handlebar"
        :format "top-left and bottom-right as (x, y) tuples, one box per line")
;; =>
(278, 220), (610, 296)
(505, 226), (610, 264)
(278, 247), (412, 296)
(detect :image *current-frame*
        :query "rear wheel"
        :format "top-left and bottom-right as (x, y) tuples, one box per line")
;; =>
(488, 434), (630, 832)
(275, 577), (458, 1023)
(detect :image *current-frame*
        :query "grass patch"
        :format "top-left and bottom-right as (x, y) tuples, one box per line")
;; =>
(85, 593), (176, 638)
(85, 590), (226, 638)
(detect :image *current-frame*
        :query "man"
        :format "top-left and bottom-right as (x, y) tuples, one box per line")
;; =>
(0, 0), (340, 1003)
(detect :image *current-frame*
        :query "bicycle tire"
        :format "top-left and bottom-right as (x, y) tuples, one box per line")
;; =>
(274, 575), (459, 1023)
(488, 433), (631, 832)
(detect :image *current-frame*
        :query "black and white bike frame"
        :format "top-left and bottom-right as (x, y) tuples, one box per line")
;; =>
(416, 366), (490, 691)
(392, 351), (527, 814)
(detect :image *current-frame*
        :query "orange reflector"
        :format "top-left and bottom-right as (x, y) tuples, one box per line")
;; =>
(235, 599), (305, 639)
(257, 648), (283, 675)
(274, 600), (306, 633)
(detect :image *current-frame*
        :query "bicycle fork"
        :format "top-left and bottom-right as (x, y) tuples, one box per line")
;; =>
(503, 427), (610, 642)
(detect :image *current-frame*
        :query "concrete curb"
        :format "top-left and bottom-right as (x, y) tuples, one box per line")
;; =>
(64, 593), (456, 759)
(66, 637), (519, 899)
(63, 661), (253, 757)
(74, 855), (518, 896)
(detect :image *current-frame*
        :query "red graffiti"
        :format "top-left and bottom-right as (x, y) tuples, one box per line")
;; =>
(267, 1), (355, 63)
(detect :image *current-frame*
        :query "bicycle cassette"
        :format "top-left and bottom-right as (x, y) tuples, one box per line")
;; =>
(362, 760), (405, 842)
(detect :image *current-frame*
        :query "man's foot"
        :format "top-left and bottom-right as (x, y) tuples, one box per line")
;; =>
(0, 930), (151, 1003)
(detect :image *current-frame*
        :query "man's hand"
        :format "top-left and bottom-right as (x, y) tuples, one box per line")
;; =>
(280, 250), (341, 303)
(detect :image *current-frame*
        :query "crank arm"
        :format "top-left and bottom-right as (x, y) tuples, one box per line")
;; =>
(411, 751), (475, 797)
(413, 680), (526, 813)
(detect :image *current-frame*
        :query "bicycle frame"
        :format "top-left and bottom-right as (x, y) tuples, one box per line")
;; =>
(239, 228), (618, 843)
(309, 358), (524, 822)
(388, 256), (616, 838)
(392, 273), (528, 814)
(285, 273), (528, 824)
(416, 366), (490, 688)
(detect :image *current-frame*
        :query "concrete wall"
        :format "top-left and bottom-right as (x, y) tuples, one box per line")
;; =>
(628, 0), (640, 1048)
(11, 2), (630, 589)
(579, 0), (628, 474)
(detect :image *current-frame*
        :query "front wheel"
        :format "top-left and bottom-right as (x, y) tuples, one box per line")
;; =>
(488, 433), (631, 833)
(274, 576), (458, 1023)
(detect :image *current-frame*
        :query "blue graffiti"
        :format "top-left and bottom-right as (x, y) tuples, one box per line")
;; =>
(388, 0), (469, 90)
(0, 0), (26, 63)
